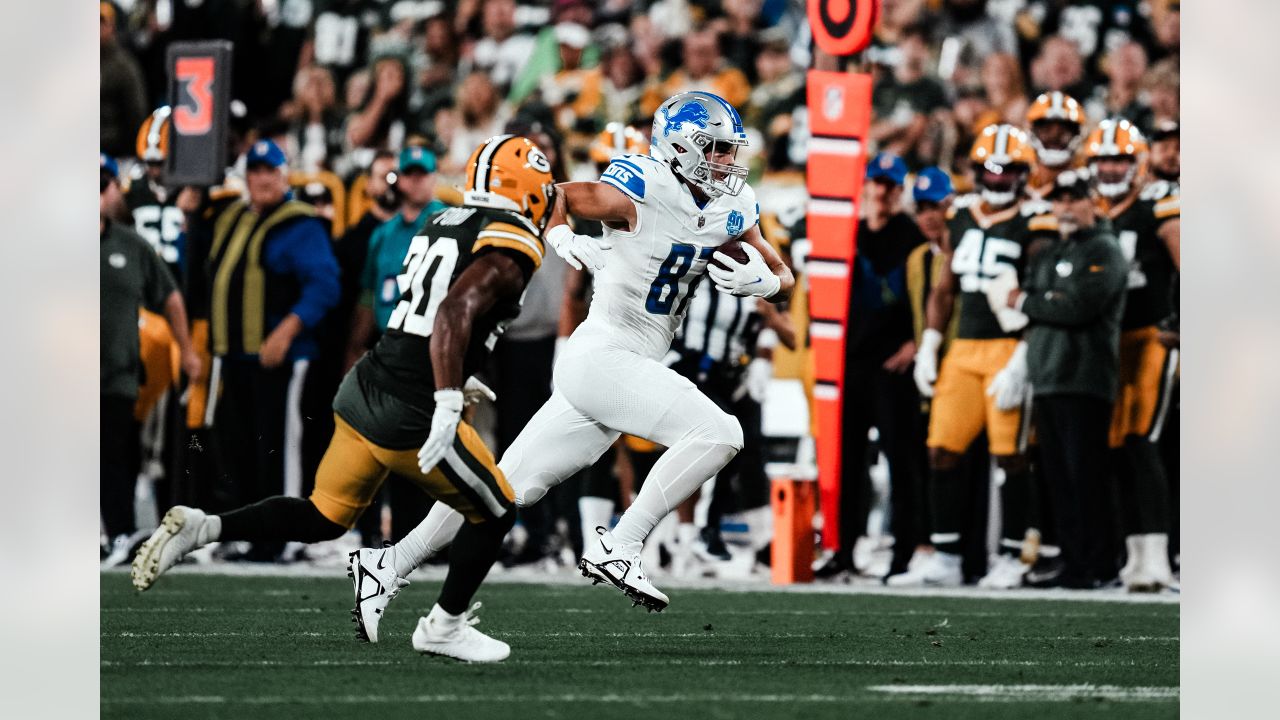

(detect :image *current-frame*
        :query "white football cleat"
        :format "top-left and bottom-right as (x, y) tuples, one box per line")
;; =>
(977, 553), (1029, 589)
(578, 527), (670, 611)
(1127, 533), (1174, 593)
(885, 550), (963, 587)
(1119, 535), (1143, 587)
(130, 506), (209, 591)
(411, 603), (509, 662)
(349, 546), (410, 643)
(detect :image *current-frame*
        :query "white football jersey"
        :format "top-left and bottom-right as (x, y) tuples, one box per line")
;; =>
(576, 154), (760, 358)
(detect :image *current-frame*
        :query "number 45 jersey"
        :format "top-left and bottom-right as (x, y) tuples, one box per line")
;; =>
(946, 198), (1057, 340)
(582, 153), (759, 358)
(337, 205), (543, 448)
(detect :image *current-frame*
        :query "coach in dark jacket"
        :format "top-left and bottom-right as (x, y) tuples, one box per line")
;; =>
(988, 170), (1127, 588)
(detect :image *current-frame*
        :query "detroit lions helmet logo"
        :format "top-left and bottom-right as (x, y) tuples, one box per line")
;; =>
(727, 209), (745, 236)
(661, 101), (710, 137)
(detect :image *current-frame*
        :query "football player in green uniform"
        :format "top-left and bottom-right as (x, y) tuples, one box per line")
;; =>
(132, 135), (557, 661)
(1084, 119), (1180, 592)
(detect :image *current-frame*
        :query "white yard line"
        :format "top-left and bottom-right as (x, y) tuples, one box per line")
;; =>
(868, 684), (1180, 702)
(103, 694), (855, 705)
(101, 687), (1180, 705)
(104, 628), (1178, 641)
(101, 564), (1179, 605)
(102, 658), (1161, 669)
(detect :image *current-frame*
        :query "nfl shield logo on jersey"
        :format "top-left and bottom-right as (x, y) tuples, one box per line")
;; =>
(726, 209), (744, 236)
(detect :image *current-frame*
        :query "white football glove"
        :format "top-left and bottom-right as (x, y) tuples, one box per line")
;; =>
(546, 224), (612, 272)
(745, 357), (773, 402)
(984, 267), (1030, 333)
(986, 341), (1029, 411)
(418, 389), (464, 474)
(462, 376), (496, 406)
(913, 328), (943, 398)
(708, 242), (781, 298)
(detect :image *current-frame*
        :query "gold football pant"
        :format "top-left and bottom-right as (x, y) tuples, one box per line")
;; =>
(310, 414), (515, 528)
(1109, 326), (1179, 448)
(927, 338), (1030, 457)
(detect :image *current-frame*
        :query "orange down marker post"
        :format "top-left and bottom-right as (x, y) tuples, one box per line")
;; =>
(772, 477), (817, 584)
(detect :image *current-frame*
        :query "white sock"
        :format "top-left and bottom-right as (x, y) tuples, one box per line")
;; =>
(426, 602), (462, 628)
(199, 515), (222, 546)
(677, 522), (699, 550)
(612, 437), (737, 546)
(393, 503), (464, 577)
(578, 496), (615, 546)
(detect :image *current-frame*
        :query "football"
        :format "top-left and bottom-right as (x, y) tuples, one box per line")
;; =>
(709, 239), (750, 270)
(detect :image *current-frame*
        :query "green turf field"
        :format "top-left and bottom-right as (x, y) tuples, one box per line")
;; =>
(101, 572), (1178, 719)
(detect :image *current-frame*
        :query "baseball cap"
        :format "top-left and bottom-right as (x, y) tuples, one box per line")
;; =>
(1151, 120), (1179, 142)
(866, 152), (908, 186)
(912, 167), (953, 204)
(245, 139), (287, 169)
(399, 146), (437, 173)
(554, 22), (590, 50)
(1045, 168), (1091, 200)
(100, 152), (119, 178)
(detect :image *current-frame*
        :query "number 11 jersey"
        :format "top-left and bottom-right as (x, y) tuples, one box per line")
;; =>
(583, 154), (759, 359)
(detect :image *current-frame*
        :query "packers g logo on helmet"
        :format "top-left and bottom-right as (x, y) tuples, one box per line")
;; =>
(464, 135), (557, 231)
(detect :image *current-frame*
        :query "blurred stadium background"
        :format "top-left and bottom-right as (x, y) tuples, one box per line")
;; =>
(99, 0), (1180, 716)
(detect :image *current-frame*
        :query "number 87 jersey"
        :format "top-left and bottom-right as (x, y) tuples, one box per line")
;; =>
(584, 153), (760, 358)
(947, 198), (1058, 340)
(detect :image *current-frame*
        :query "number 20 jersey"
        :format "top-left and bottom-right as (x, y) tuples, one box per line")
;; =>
(583, 153), (759, 359)
(947, 198), (1057, 340)
(356, 205), (543, 411)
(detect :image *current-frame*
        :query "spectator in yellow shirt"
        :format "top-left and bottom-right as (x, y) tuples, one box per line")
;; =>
(641, 29), (750, 117)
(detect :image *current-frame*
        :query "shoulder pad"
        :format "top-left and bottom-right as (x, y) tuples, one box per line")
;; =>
(1139, 180), (1175, 202)
(948, 193), (980, 219)
(600, 156), (650, 203)
(1020, 198), (1052, 217)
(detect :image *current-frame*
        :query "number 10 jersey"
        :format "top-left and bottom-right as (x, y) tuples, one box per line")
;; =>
(584, 153), (759, 358)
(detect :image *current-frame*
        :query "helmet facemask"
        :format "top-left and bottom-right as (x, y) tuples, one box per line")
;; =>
(1089, 156), (1138, 199)
(1030, 119), (1082, 169)
(686, 134), (748, 197)
(977, 161), (1028, 208)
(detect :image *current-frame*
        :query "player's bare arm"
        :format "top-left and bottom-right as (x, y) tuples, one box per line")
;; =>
(417, 250), (527, 473)
(430, 251), (527, 392)
(554, 181), (638, 230)
(540, 182), (628, 271)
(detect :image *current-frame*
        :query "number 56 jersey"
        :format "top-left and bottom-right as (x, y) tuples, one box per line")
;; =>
(338, 205), (543, 448)
(947, 198), (1057, 340)
(581, 153), (759, 358)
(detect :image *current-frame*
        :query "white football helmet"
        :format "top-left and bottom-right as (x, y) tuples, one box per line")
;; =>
(650, 91), (749, 197)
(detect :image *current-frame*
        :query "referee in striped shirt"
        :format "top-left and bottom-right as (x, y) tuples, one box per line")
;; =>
(663, 273), (796, 562)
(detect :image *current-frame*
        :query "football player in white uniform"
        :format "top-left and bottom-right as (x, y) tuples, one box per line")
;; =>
(348, 92), (793, 638)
